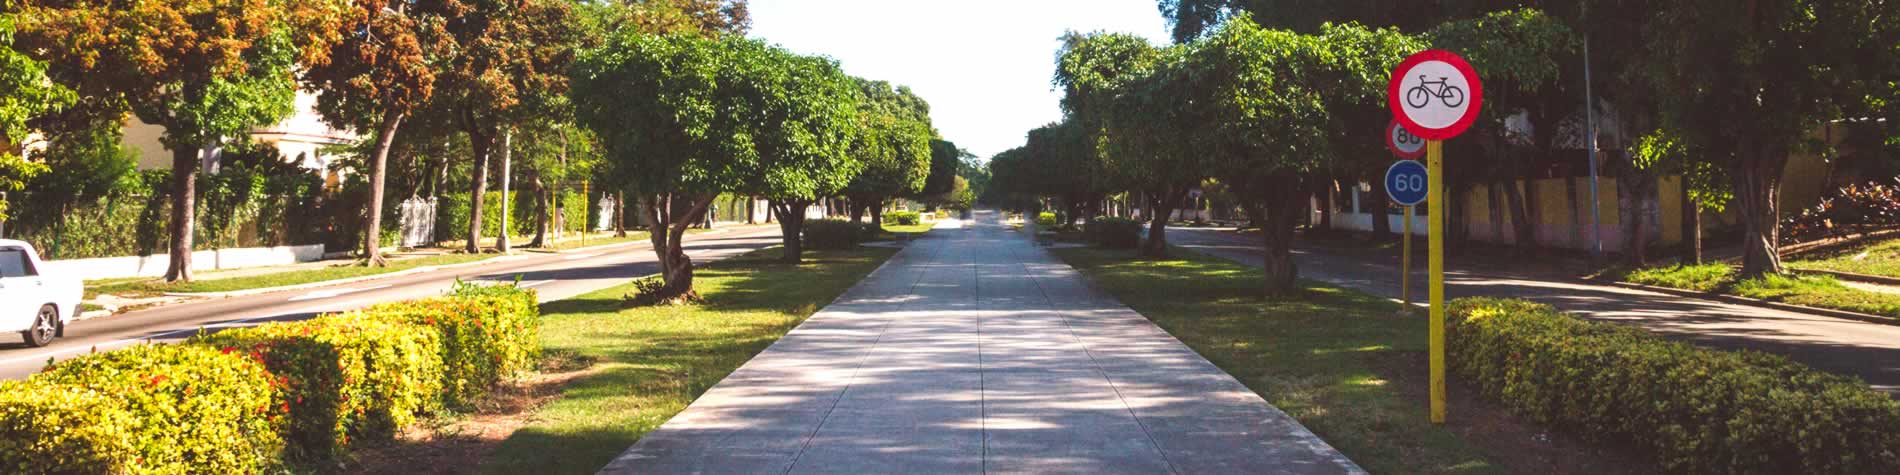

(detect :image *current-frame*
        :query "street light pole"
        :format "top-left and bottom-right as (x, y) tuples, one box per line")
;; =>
(1584, 33), (1605, 264)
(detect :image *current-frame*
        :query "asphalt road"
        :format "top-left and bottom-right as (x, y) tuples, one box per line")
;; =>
(0, 226), (785, 380)
(1166, 226), (1900, 396)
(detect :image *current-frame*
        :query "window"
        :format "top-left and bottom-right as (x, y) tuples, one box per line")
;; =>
(0, 249), (36, 278)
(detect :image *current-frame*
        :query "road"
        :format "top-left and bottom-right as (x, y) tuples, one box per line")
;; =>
(0, 226), (784, 380)
(1167, 227), (1900, 396)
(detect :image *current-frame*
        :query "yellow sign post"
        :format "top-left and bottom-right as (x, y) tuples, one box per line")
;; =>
(1426, 140), (1446, 424)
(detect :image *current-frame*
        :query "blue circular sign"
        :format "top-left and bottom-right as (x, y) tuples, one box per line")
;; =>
(1385, 160), (1429, 206)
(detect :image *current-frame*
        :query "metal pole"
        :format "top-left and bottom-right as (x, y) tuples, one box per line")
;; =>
(498, 130), (512, 253)
(1584, 33), (1605, 262)
(581, 180), (589, 247)
(1402, 204), (1413, 310)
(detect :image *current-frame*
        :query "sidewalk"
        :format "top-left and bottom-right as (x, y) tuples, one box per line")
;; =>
(599, 212), (1359, 474)
(1169, 227), (1900, 396)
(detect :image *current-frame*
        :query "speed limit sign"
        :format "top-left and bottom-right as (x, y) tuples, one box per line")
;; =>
(1384, 160), (1428, 206)
(1388, 50), (1483, 141)
(1386, 120), (1425, 159)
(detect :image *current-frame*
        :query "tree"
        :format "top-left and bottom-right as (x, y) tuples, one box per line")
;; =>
(303, 0), (450, 266)
(433, 0), (579, 254)
(917, 138), (964, 201)
(1, 8), (71, 220)
(582, 0), (750, 38)
(1428, 9), (1577, 252)
(16, 0), (341, 282)
(1055, 31), (1196, 257)
(1182, 16), (1332, 294)
(840, 78), (932, 224)
(573, 32), (859, 301)
(1020, 120), (1107, 226)
(1635, 0), (1900, 276)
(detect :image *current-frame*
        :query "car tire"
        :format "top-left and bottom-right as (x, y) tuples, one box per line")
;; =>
(22, 305), (56, 348)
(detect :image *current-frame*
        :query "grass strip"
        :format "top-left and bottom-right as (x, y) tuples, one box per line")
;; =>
(1624, 263), (1900, 318)
(1052, 247), (1499, 474)
(477, 246), (895, 474)
(879, 223), (934, 234)
(87, 253), (496, 298)
(1787, 236), (1900, 278)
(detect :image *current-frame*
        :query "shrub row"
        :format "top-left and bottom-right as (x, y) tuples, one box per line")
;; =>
(1446, 298), (1900, 473)
(1035, 211), (1058, 227)
(0, 284), (541, 472)
(804, 219), (881, 250)
(887, 211), (921, 225)
(1086, 217), (1143, 249)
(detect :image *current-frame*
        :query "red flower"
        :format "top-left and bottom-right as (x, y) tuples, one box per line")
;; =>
(221, 346), (236, 354)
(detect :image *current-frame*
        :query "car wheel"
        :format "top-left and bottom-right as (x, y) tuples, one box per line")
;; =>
(22, 305), (56, 348)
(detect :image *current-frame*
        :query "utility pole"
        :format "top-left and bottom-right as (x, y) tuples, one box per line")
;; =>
(1583, 33), (1605, 264)
(497, 130), (512, 253)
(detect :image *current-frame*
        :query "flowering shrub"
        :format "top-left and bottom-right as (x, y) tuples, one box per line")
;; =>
(365, 284), (541, 407)
(192, 316), (443, 462)
(18, 344), (283, 473)
(1447, 298), (1900, 472)
(1782, 178), (1900, 243)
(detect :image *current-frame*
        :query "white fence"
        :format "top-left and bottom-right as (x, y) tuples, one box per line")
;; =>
(39, 244), (326, 281)
(398, 197), (437, 248)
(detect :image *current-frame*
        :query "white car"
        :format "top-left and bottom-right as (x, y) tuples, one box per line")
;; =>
(0, 240), (81, 347)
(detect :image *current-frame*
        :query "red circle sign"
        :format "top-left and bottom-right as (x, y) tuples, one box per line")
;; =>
(1388, 50), (1482, 141)
(1385, 121), (1425, 159)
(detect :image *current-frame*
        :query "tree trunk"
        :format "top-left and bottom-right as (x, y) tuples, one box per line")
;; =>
(1734, 147), (1787, 277)
(465, 127), (492, 254)
(1141, 187), (1183, 258)
(162, 145), (200, 282)
(616, 191), (628, 237)
(870, 199), (884, 226)
(772, 199), (812, 263)
(644, 193), (714, 304)
(1505, 178), (1533, 251)
(849, 199), (866, 222)
(747, 196), (758, 224)
(1681, 180), (1700, 265)
(1261, 174), (1302, 297)
(529, 173), (549, 248)
(363, 110), (404, 266)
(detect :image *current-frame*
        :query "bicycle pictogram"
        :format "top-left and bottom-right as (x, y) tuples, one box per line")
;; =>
(1406, 75), (1466, 109)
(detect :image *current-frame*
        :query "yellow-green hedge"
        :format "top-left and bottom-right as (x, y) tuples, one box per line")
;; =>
(1447, 298), (1900, 473)
(193, 314), (443, 462)
(364, 283), (541, 407)
(4, 344), (284, 473)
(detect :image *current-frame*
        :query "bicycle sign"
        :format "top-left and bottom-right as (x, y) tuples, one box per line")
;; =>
(1388, 50), (1482, 141)
(1385, 159), (1429, 206)
(1386, 120), (1425, 159)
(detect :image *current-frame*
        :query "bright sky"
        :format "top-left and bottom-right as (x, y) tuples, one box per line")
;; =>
(748, 0), (1173, 161)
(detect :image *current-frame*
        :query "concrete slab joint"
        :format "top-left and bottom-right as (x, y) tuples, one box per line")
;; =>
(599, 211), (1361, 474)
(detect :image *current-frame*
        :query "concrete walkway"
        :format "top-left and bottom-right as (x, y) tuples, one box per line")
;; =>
(600, 211), (1359, 474)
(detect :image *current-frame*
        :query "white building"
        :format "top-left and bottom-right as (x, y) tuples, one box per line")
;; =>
(121, 90), (357, 185)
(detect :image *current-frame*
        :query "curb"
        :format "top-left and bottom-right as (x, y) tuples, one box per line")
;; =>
(1611, 281), (1900, 325)
(158, 228), (740, 299)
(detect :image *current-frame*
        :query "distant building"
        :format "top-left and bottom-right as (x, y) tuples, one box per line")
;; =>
(121, 90), (358, 186)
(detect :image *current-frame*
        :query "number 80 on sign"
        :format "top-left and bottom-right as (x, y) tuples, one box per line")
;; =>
(1385, 160), (1429, 207)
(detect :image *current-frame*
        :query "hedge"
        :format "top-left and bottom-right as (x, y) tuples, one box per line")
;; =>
(1447, 298), (1900, 473)
(1086, 217), (1142, 249)
(1036, 211), (1058, 227)
(804, 219), (880, 250)
(192, 315), (444, 462)
(888, 211), (921, 225)
(14, 344), (284, 473)
(364, 283), (541, 407)
(0, 286), (543, 471)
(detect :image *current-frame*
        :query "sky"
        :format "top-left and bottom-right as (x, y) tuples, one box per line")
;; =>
(748, 0), (1174, 161)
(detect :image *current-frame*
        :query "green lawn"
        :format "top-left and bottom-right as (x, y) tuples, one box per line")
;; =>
(477, 246), (896, 474)
(1052, 247), (1499, 474)
(880, 222), (934, 234)
(87, 253), (496, 297)
(1788, 237), (1900, 278)
(1623, 263), (1900, 318)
